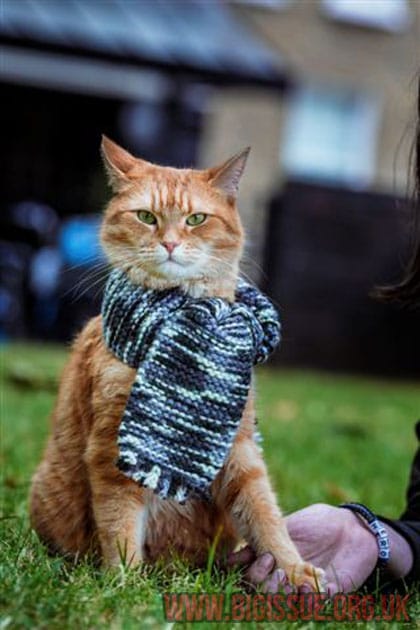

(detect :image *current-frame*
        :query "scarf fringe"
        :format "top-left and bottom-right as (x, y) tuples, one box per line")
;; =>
(116, 456), (210, 503)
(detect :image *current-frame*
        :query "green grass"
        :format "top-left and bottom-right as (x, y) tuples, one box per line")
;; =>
(1, 343), (419, 628)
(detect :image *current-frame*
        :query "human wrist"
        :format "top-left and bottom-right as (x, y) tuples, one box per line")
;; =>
(341, 503), (414, 579)
(382, 523), (413, 579)
(344, 510), (379, 569)
(340, 503), (390, 567)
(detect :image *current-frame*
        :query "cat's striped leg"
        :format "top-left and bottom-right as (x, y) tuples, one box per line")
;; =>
(85, 433), (147, 568)
(89, 476), (147, 567)
(215, 434), (325, 591)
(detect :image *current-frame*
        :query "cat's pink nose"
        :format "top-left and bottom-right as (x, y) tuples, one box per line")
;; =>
(162, 241), (179, 255)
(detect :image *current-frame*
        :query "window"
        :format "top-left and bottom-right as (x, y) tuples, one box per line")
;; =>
(281, 84), (381, 189)
(322, 0), (411, 34)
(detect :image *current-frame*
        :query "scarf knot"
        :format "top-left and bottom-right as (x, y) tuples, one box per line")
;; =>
(101, 269), (280, 502)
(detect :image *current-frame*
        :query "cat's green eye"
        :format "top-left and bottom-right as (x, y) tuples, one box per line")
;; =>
(137, 210), (157, 225)
(186, 213), (206, 227)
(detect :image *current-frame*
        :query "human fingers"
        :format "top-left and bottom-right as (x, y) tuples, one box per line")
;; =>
(227, 545), (256, 567)
(245, 553), (275, 584)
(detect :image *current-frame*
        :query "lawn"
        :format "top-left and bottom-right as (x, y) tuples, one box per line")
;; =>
(1, 343), (419, 628)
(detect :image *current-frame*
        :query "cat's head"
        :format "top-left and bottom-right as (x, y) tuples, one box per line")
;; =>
(100, 136), (249, 294)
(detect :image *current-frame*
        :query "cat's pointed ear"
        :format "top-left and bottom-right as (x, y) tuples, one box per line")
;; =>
(206, 147), (251, 202)
(100, 135), (138, 191)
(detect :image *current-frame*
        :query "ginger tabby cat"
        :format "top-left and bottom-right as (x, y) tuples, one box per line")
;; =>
(29, 137), (324, 590)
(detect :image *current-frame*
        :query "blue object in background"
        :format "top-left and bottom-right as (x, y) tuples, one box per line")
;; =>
(59, 216), (104, 266)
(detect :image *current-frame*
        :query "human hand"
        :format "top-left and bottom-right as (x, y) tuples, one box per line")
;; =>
(229, 503), (403, 595)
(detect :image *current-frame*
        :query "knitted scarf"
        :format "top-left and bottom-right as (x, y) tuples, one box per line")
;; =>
(101, 269), (280, 503)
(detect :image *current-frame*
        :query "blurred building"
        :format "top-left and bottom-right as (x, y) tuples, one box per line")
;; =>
(202, 0), (420, 265)
(0, 0), (289, 341)
(1, 0), (419, 377)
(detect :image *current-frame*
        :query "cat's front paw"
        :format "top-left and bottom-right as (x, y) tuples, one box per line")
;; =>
(285, 562), (326, 592)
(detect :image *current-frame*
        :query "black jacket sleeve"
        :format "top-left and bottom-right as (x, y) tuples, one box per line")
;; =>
(377, 420), (420, 583)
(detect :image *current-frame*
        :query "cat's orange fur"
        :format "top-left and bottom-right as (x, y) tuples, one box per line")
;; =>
(29, 137), (324, 589)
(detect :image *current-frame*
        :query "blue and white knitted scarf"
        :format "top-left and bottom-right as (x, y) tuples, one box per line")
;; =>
(101, 269), (280, 503)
